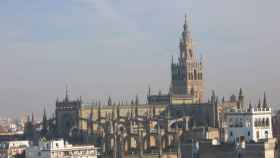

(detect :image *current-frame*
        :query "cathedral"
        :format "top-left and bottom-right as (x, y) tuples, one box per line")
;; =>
(40, 15), (217, 158)
(19, 14), (278, 158)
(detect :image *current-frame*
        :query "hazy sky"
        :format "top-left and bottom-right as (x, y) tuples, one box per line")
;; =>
(0, 0), (279, 117)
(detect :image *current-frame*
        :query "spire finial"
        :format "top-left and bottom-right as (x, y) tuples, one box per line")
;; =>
(65, 84), (69, 101)
(148, 85), (151, 97)
(183, 13), (191, 32)
(211, 90), (216, 103)
(184, 13), (187, 25)
(31, 113), (34, 124)
(239, 88), (243, 97)
(263, 92), (267, 108)
(43, 107), (46, 118)
(135, 94), (139, 105)
(258, 98), (261, 108)
(249, 100), (252, 109)
(108, 96), (112, 106)
(183, 13), (188, 31)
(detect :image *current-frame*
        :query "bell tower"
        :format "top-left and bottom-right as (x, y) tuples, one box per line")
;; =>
(170, 15), (204, 103)
(55, 87), (82, 139)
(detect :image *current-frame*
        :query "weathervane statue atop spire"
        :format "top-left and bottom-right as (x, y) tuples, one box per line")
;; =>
(182, 13), (192, 44)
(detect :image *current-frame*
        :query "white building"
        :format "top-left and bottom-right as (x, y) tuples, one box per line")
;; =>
(223, 103), (273, 143)
(0, 140), (30, 158)
(25, 139), (98, 158)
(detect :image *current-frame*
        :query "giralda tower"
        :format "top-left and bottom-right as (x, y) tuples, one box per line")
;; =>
(170, 15), (203, 103)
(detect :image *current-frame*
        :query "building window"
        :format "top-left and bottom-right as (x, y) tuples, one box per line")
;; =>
(230, 131), (233, 137)
(255, 119), (259, 127)
(266, 118), (269, 126)
(262, 118), (265, 126)
(248, 131), (250, 136)
(229, 118), (233, 127)
(265, 131), (268, 138)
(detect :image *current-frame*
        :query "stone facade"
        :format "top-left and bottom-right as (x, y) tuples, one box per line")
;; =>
(25, 139), (98, 158)
(217, 89), (245, 128)
(80, 104), (166, 131)
(54, 92), (219, 157)
(223, 101), (273, 143)
(0, 140), (30, 158)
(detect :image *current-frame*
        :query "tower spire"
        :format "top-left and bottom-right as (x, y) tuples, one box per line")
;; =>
(257, 98), (261, 108)
(183, 13), (191, 41)
(170, 14), (203, 102)
(263, 92), (267, 108)
(249, 100), (252, 110)
(238, 88), (244, 109)
(147, 85), (151, 99)
(31, 113), (34, 124)
(135, 94), (139, 105)
(108, 96), (112, 106)
(239, 88), (243, 97)
(184, 13), (187, 28)
(65, 84), (69, 101)
(41, 107), (48, 137)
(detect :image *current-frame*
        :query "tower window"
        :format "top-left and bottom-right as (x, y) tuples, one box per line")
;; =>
(189, 49), (193, 57)
(194, 70), (197, 80)
(199, 73), (203, 80)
